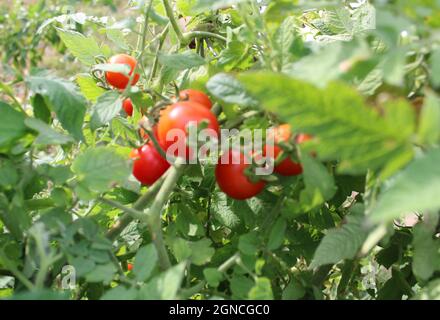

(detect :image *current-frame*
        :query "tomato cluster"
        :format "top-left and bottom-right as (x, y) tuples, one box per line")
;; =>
(216, 124), (312, 200)
(157, 101), (220, 159)
(104, 54), (311, 199)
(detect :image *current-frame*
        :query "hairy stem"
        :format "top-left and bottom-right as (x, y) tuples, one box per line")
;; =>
(145, 158), (187, 270)
(99, 197), (147, 222)
(359, 223), (388, 256)
(106, 172), (167, 240)
(183, 31), (227, 43)
(161, 0), (186, 44)
(148, 24), (170, 85)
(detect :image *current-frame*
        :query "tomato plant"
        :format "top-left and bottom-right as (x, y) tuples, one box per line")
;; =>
(179, 89), (213, 109)
(215, 150), (266, 200)
(122, 98), (133, 117)
(105, 54), (140, 89)
(130, 143), (170, 186)
(0, 0), (440, 302)
(264, 124), (304, 176)
(157, 101), (220, 158)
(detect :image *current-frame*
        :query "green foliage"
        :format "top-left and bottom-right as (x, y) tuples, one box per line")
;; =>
(0, 102), (27, 148)
(372, 149), (440, 222)
(72, 147), (130, 194)
(0, 0), (439, 302)
(238, 72), (415, 176)
(310, 214), (368, 268)
(26, 75), (87, 141)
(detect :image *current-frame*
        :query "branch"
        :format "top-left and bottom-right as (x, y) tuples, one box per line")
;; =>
(106, 172), (167, 240)
(99, 197), (147, 222)
(145, 158), (187, 270)
(178, 253), (240, 299)
(161, 0), (186, 45)
(183, 31), (227, 43)
(148, 24), (170, 85)
(359, 223), (388, 257)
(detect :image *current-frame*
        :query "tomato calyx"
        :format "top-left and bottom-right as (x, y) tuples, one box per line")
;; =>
(178, 89), (213, 109)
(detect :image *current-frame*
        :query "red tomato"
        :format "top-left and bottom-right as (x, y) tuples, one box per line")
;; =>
(215, 150), (266, 200)
(179, 89), (213, 109)
(157, 101), (220, 159)
(105, 54), (140, 89)
(264, 124), (302, 176)
(122, 98), (133, 117)
(130, 142), (170, 185)
(127, 263), (133, 271)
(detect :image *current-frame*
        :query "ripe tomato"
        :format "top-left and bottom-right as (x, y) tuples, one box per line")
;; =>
(130, 142), (170, 186)
(215, 150), (266, 200)
(122, 98), (133, 117)
(179, 89), (213, 109)
(264, 124), (302, 176)
(127, 263), (133, 271)
(105, 54), (140, 89)
(157, 101), (220, 159)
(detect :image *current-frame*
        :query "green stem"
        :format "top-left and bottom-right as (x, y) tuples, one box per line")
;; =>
(359, 223), (387, 256)
(183, 31), (227, 43)
(148, 24), (170, 85)
(99, 197), (147, 222)
(0, 252), (35, 291)
(138, 0), (154, 55)
(178, 253), (240, 299)
(145, 158), (187, 270)
(106, 172), (167, 240)
(222, 110), (262, 129)
(139, 120), (171, 161)
(218, 253), (240, 272)
(121, 0), (153, 98)
(161, 0), (186, 45)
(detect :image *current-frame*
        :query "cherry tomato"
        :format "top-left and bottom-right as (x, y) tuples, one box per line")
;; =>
(122, 98), (133, 117)
(263, 124), (302, 176)
(157, 101), (220, 159)
(105, 54), (140, 89)
(127, 263), (133, 271)
(179, 89), (213, 109)
(215, 150), (266, 200)
(130, 142), (170, 185)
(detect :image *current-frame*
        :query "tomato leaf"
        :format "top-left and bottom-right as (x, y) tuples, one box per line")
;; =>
(238, 72), (415, 175)
(57, 28), (102, 66)
(133, 244), (158, 282)
(90, 91), (123, 130)
(72, 147), (130, 193)
(371, 149), (440, 223)
(24, 118), (74, 145)
(26, 75), (87, 141)
(0, 101), (27, 148)
(310, 214), (368, 268)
